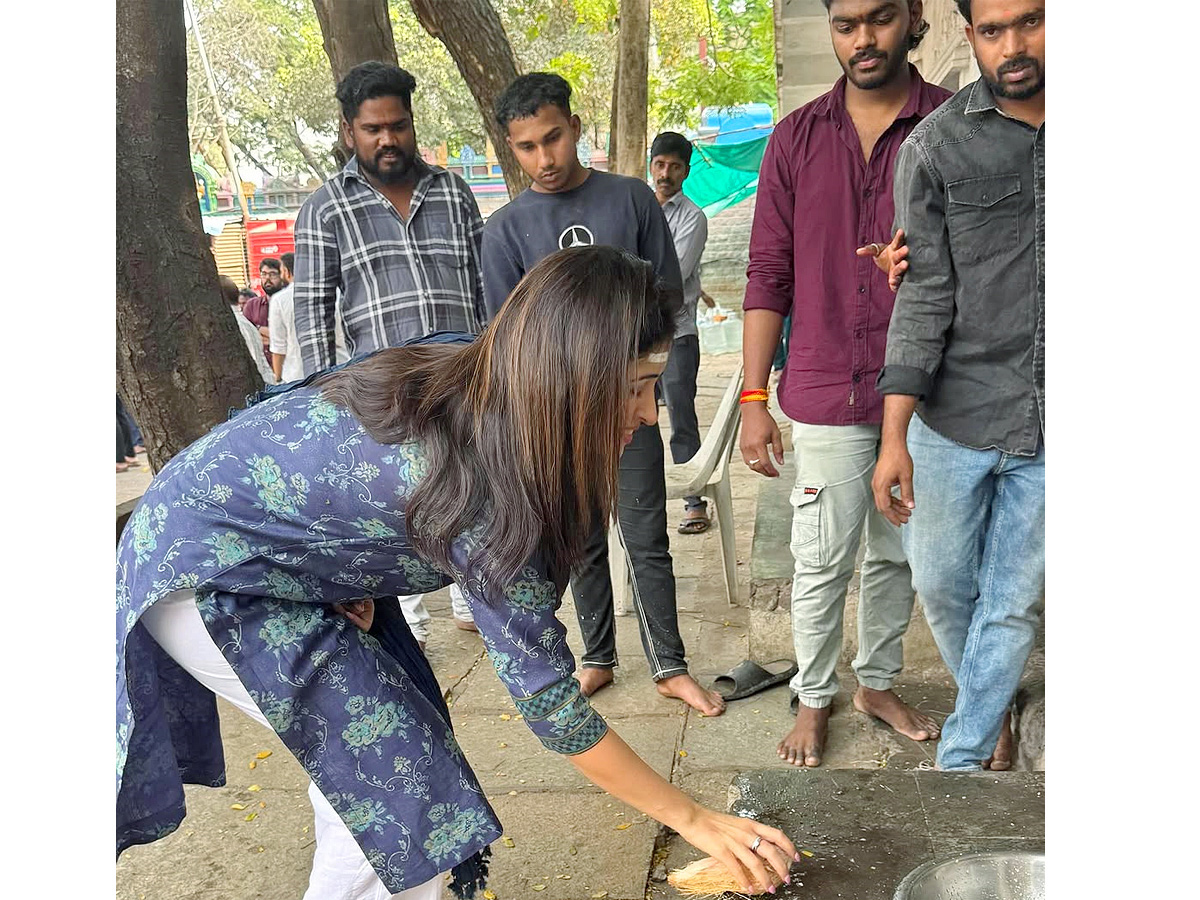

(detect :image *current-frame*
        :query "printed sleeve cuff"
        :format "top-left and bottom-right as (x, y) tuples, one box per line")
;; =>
(875, 365), (932, 398)
(513, 678), (609, 755)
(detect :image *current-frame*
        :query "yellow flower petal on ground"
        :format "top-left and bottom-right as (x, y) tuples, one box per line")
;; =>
(244, 812), (257, 821)
(499, 714), (512, 721)
(247, 784), (262, 792)
(249, 761), (257, 769)
(483, 891), (497, 900)
(502, 837), (515, 848)
(616, 823), (632, 830)
(255, 751), (273, 759)
(801, 850), (814, 858)
(531, 885), (546, 892)
(230, 803), (247, 810)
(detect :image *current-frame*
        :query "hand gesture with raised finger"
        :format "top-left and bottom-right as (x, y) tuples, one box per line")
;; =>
(856, 229), (910, 292)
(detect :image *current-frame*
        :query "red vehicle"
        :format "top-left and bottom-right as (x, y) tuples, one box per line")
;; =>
(246, 217), (296, 291)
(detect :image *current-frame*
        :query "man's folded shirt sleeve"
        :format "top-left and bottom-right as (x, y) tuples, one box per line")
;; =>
(743, 122), (796, 316)
(877, 139), (957, 397)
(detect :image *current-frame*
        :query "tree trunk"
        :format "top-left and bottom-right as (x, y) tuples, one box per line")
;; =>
(117, 0), (262, 472)
(290, 121), (328, 181)
(612, 0), (650, 178)
(311, 0), (398, 81)
(608, 32), (621, 166)
(408, 0), (530, 199)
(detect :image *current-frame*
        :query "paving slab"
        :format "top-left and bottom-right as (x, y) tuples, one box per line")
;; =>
(714, 768), (1046, 900)
(480, 792), (662, 900)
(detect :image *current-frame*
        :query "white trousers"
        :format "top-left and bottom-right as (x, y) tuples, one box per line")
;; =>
(140, 590), (444, 900)
(399, 586), (473, 643)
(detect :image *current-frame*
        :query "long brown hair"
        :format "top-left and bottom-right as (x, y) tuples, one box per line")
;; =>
(317, 246), (676, 593)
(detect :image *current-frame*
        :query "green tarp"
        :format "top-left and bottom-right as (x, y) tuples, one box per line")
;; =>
(681, 134), (770, 217)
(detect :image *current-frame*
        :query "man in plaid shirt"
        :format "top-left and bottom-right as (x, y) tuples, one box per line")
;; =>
(293, 61), (486, 645)
(294, 62), (487, 374)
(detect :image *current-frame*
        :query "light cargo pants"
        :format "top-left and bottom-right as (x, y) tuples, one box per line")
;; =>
(788, 422), (916, 709)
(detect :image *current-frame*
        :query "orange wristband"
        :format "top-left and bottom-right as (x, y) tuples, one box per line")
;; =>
(740, 389), (770, 406)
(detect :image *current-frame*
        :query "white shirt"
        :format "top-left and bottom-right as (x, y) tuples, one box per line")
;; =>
(231, 308), (275, 384)
(660, 191), (708, 338)
(268, 283), (306, 383)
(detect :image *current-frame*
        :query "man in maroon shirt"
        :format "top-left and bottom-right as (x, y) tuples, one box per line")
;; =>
(740, 0), (950, 768)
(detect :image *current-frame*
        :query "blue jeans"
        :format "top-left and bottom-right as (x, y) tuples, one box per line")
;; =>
(904, 414), (1045, 771)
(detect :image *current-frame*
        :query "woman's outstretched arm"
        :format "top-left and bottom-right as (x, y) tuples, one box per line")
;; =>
(567, 728), (797, 894)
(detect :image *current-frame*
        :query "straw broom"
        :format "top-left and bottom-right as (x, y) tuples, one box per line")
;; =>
(667, 856), (785, 897)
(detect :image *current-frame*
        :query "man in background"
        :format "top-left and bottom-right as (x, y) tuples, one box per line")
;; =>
(740, 0), (948, 768)
(650, 130), (713, 535)
(269, 252), (304, 384)
(293, 60), (487, 648)
(873, 0), (1046, 772)
(482, 72), (723, 717)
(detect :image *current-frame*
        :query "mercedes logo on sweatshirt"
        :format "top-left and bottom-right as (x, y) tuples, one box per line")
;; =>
(558, 225), (595, 249)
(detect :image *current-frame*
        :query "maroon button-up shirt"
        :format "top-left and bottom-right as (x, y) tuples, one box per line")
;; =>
(744, 67), (950, 426)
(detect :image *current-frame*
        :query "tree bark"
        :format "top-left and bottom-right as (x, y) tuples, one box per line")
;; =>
(408, 0), (530, 199)
(608, 31), (621, 166)
(311, 0), (398, 82)
(612, 0), (650, 178)
(117, 0), (262, 472)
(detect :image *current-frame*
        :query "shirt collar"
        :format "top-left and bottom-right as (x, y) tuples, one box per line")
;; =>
(964, 77), (999, 115)
(817, 64), (941, 121)
(661, 190), (685, 210)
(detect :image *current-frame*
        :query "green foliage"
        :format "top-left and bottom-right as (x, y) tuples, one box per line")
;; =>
(185, 0), (777, 180)
(650, 0), (777, 130)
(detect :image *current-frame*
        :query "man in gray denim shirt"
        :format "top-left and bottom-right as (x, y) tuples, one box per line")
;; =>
(871, 0), (1045, 772)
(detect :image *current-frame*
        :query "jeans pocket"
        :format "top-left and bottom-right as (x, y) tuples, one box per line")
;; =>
(790, 483), (826, 568)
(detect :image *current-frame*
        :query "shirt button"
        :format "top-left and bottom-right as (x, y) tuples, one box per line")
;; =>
(855, 330), (864, 339)
(853, 373), (862, 383)
(858, 286), (866, 293)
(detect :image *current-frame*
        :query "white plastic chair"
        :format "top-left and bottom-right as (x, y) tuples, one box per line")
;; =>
(610, 364), (745, 614)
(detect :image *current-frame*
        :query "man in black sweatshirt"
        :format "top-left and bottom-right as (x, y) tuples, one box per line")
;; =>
(482, 73), (724, 717)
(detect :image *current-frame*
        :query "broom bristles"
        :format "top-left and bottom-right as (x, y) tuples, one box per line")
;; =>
(666, 855), (784, 897)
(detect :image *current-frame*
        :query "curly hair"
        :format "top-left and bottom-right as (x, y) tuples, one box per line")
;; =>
(820, 1), (931, 50)
(494, 73), (573, 130)
(336, 61), (418, 123)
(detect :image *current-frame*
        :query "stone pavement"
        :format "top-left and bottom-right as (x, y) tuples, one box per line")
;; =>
(115, 352), (1041, 900)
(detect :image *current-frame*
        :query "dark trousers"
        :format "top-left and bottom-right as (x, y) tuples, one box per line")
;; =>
(570, 421), (688, 680)
(659, 334), (704, 512)
(118, 395), (143, 450)
(117, 396), (136, 462)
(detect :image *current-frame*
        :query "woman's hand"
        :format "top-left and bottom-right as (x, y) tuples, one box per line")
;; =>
(674, 806), (797, 894)
(333, 598), (375, 632)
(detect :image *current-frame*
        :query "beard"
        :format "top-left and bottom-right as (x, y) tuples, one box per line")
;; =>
(358, 147), (415, 184)
(261, 280), (283, 296)
(842, 46), (909, 90)
(984, 54), (1045, 101)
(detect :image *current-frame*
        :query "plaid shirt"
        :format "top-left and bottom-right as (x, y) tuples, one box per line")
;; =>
(293, 156), (487, 373)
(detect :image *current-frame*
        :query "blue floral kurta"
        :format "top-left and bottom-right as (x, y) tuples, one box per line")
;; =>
(115, 383), (608, 893)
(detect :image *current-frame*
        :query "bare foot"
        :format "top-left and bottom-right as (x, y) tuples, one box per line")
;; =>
(985, 710), (1013, 770)
(778, 703), (830, 767)
(853, 686), (941, 741)
(656, 673), (726, 717)
(418, 641), (426, 653)
(454, 618), (478, 632)
(578, 667), (615, 697)
(116, 462), (130, 473)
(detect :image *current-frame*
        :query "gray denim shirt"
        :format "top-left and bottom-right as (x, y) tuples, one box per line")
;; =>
(877, 78), (1045, 455)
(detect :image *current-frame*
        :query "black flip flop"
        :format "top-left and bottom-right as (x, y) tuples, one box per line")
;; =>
(712, 659), (798, 702)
